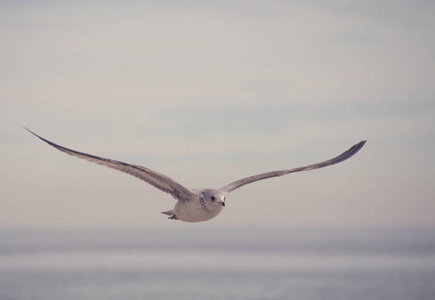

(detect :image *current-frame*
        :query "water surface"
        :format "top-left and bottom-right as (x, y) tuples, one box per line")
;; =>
(1, 228), (434, 300)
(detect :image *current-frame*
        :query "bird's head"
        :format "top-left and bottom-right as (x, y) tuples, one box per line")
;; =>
(200, 189), (226, 210)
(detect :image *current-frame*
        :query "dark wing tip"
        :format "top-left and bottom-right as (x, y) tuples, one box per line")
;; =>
(24, 127), (57, 147)
(24, 127), (40, 138)
(356, 140), (367, 152)
(24, 127), (42, 140)
(336, 140), (366, 162)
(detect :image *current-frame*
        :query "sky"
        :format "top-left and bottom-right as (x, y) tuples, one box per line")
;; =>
(1, 0), (434, 229)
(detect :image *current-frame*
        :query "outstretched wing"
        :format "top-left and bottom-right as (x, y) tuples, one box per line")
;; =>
(220, 140), (366, 193)
(25, 128), (195, 202)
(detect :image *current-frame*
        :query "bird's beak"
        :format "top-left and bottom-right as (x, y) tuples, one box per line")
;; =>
(222, 201), (225, 207)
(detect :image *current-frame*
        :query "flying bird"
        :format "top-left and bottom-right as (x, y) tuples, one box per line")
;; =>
(25, 128), (366, 223)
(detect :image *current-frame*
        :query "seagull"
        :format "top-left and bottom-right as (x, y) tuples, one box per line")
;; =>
(25, 128), (366, 223)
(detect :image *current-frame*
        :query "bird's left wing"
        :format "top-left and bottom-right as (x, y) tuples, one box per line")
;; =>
(220, 140), (366, 193)
(25, 128), (195, 202)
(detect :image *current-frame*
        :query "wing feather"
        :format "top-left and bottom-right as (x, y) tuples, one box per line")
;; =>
(221, 140), (366, 193)
(25, 128), (195, 201)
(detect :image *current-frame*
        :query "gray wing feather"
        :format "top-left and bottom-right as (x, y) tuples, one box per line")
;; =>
(221, 140), (366, 193)
(25, 128), (195, 202)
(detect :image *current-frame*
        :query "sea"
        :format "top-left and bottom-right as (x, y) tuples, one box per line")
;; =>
(1, 227), (434, 300)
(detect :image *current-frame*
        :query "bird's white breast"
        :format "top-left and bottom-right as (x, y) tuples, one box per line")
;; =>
(173, 198), (223, 223)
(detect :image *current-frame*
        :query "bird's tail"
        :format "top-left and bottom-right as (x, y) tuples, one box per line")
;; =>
(161, 210), (179, 220)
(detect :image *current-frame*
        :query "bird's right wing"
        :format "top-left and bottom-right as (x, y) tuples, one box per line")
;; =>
(25, 128), (196, 202)
(220, 140), (366, 193)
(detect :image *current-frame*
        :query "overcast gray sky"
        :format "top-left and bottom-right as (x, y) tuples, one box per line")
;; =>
(1, 0), (434, 229)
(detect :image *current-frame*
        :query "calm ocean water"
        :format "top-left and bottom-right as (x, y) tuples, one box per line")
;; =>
(1, 227), (434, 300)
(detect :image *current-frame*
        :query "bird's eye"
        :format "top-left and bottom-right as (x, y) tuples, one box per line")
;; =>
(211, 196), (215, 201)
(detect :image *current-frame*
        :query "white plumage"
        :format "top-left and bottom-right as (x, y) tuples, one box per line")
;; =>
(25, 128), (366, 223)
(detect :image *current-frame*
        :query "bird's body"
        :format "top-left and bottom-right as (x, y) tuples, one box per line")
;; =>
(25, 128), (366, 223)
(163, 189), (226, 222)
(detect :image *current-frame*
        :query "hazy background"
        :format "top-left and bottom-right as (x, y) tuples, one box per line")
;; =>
(1, 0), (434, 229)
